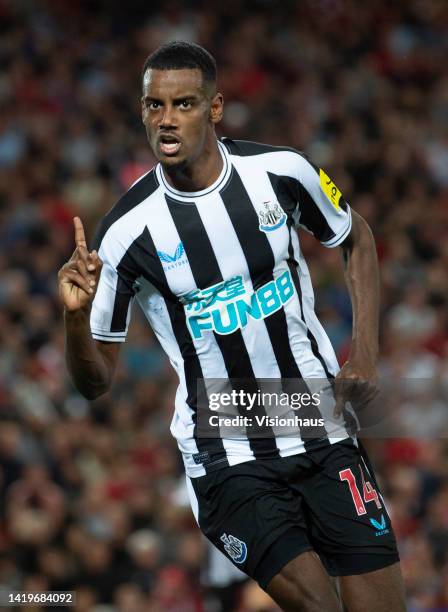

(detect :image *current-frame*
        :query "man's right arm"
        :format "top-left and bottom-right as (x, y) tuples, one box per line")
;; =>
(64, 308), (120, 400)
(58, 217), (120, 400)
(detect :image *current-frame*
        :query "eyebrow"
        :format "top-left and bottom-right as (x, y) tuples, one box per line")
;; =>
(143, 95), (199, 103)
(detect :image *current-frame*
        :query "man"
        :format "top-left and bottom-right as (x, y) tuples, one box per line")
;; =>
(58, 42), (406, 611)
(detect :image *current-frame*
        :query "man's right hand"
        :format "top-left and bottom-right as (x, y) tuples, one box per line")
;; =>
(58, 217), (103, 312)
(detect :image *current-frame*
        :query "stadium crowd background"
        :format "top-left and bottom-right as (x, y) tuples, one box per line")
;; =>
(0, 0), (448, 610)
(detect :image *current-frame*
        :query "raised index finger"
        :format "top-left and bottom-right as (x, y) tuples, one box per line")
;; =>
(73, 216), (88, 249)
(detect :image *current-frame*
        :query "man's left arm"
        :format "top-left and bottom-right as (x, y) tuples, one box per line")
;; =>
(334, 210), (380, 416)
(290, 154), (380, 415)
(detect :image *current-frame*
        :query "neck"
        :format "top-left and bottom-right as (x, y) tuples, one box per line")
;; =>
(162, 136), (222, 192)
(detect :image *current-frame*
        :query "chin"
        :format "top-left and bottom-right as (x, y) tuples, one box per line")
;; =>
(160, 155), (188, 169)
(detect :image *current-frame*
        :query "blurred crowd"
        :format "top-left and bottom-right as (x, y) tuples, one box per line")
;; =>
(0, 0), (448, 610)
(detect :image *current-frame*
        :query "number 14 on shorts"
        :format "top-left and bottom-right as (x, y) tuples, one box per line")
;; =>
(339, 465), (382, 516)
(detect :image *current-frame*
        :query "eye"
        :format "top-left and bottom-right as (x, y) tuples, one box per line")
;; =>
(146, 101), (160, 110)
(179, 100), (192, 110)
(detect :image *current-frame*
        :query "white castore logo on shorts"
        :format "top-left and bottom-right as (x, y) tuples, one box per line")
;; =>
(220, 533), (247, 564)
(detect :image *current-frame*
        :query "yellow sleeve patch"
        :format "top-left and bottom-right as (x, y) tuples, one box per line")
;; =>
(319, 168), (342, 211)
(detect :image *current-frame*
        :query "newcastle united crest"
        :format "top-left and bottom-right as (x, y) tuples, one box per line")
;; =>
(258, 200), (287, 233)
(220, 533), (248, 564)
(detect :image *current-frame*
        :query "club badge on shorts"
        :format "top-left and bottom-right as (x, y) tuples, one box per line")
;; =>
(220, 533), (248, 564)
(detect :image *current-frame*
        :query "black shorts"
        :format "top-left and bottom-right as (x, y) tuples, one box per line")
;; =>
(189, 439), (399, 590)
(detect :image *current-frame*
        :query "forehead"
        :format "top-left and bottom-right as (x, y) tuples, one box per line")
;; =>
(142, 68), (205, 98)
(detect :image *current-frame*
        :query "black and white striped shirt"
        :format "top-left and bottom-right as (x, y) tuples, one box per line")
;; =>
(91, 138), (353, 477)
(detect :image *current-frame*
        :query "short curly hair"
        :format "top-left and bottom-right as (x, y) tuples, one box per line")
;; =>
(142, 41), (217, 88)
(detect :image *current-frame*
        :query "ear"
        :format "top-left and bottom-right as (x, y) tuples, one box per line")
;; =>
(210, 92), (224, 124)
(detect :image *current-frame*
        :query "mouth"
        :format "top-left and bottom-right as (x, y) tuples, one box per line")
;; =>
(158, 134), (182, 156)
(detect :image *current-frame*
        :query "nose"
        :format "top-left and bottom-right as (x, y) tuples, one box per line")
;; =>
(159, 104), (177, 129)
